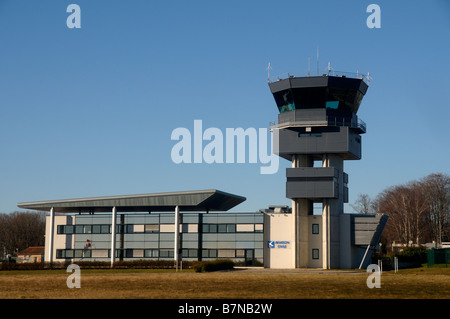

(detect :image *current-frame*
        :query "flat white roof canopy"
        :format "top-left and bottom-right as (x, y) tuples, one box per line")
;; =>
(17, 189), (246, 213)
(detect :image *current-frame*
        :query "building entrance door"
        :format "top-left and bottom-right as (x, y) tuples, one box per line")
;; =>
(245, 249), (254, 266)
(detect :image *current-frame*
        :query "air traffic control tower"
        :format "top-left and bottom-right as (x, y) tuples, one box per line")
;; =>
(264, 73), (382, 269)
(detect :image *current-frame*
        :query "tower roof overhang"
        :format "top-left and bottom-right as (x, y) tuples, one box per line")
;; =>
(269, 75), (368, 95)
(17, 189), (246, 213)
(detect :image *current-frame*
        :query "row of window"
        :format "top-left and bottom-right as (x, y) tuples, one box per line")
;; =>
(56, 248), (258, 260)
(57, 223), (263, 235)
(202, 223), (263, 233)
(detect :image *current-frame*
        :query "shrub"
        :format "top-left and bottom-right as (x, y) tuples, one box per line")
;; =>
(0, 260), (196, 271)
(192, 259), (234, 272)
(398, 246), (427, 263)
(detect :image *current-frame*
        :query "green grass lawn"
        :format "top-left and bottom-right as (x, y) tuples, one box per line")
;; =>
(0, 266), (448, 299)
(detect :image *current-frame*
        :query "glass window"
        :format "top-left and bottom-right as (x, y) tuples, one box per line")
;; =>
(83, 225), (92, 234)
(116, 249), (124, 259)
(144, 249), (158, 258)
(325, 101), (339, 109)
(83, 250), (91, 258)
(312, 224), (319, 234)
(227, 224), (236, 233)
(116, 224), (124, 234)
(101, 225), (110, 234)
(218, 224), (227, 233)
(92, 225), (101, 234)
(65, 225), (74, 234)
(159, 250), (174, 258)
(57, 225), (64, 234)
(312, 249), (319, 259)
(75, 225), (84, 234)
(273, 89), (295, 113)
(209, 224), (217, 233)
(56, 249), (64, 259)
(181, 249), (198, 258)
(126, 224), (134, 233)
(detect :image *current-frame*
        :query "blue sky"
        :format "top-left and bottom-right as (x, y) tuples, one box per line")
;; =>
(0, 0), (449, 213)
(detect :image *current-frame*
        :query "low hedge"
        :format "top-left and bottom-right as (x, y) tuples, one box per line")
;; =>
(192, 259), (234, 272)
(397, 247), (427, 263)
(0, 260), (195, 271)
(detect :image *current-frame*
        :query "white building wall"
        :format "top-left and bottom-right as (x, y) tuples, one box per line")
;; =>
(45, 215), (74, 262)
(308, 215), (322, 268)
(264, 213), (295, 268)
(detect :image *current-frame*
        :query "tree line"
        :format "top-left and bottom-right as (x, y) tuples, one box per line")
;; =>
(0, 211), (46, 257)
(351, 173), (450, 247)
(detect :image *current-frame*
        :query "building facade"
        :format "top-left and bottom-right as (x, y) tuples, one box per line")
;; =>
(50, 212), (264, 265)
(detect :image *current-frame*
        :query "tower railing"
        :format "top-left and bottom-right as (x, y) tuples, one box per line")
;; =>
(327, 116), (366, 133)
(269, 115), (366, 133)
(268, 69), (372, 85)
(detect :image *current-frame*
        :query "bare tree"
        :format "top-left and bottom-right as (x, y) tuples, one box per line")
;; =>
(378, 181), (429, 246)
(422, 173), (450, 243)
(0, 211), (46, 256)
(350, 193), (375, 215)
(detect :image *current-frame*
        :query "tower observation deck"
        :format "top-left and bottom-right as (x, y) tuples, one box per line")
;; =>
(268, 73), (369, 269)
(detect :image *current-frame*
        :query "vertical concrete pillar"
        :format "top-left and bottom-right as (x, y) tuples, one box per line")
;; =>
(292, 154), (313, 268)
(322, 154), (344, 269)
(174, 205), (180, 269)
(48, 207), (55, 263)
(111, 206), (117, 267)
(322, 199), (330, 269)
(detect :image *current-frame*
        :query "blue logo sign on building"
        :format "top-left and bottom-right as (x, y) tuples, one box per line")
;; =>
(268, 240), (290, 248)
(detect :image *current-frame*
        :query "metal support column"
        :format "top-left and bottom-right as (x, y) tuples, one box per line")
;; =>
(48, 207), (55, 263)
(111, 206), (117, 267)
(174, 205), (180, 270)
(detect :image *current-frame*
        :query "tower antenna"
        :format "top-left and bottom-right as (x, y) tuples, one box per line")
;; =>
(308, 57), (310, 77)
(316, 46), (319, 75)
(267, 62), (272, 83)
